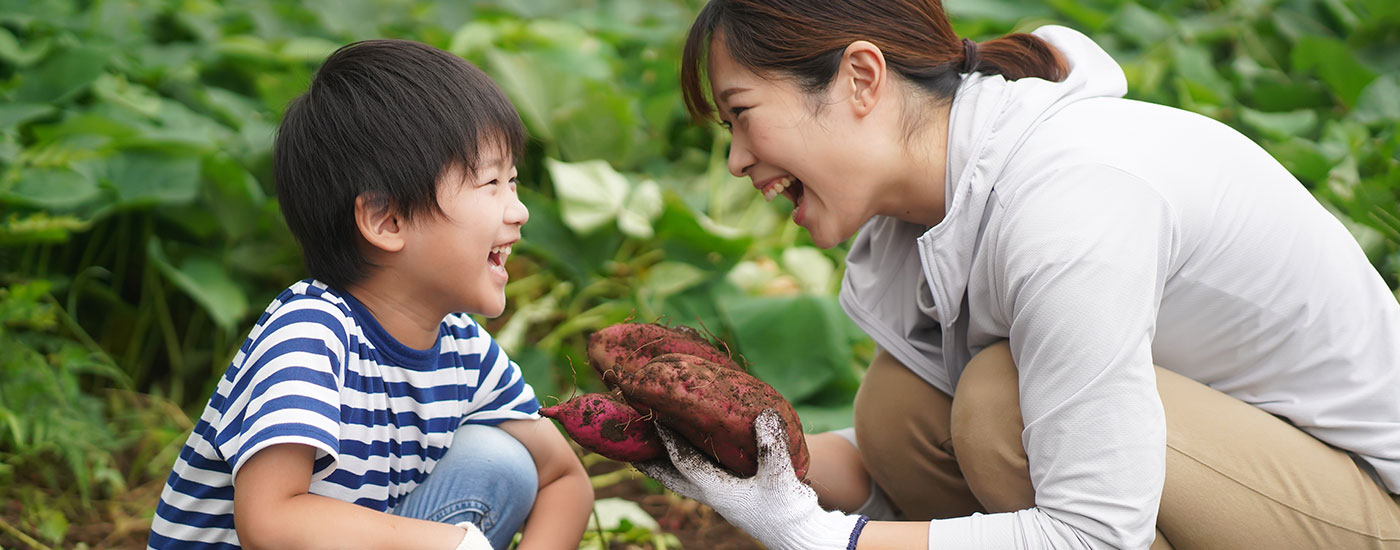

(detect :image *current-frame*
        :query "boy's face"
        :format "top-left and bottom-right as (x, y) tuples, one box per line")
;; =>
(402, 148), (528, 318)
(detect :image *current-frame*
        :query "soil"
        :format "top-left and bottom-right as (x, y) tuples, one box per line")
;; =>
(0, 458), (763, 550)
(590, 459), (765, 550)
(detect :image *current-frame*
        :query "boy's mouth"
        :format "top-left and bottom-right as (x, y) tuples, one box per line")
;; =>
(488, 243), (513, 268)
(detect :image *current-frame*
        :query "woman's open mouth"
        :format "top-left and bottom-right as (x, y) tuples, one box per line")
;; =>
(762, 176), (805, 209)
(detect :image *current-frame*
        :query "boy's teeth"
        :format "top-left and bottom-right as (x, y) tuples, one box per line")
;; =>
(490, 244), (512, 258)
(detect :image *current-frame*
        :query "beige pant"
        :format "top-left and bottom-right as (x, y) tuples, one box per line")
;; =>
(854, 342), (1400, 549)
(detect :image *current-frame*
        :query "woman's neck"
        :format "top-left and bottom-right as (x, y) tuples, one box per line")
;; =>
(881, 99), (952, 228)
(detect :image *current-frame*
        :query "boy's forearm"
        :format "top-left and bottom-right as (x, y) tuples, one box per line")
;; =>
(516, 468), (595, 549)
(239, 491), (466, 550)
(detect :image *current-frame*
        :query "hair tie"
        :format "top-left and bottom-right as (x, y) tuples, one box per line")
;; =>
(960, 38), (980, 74)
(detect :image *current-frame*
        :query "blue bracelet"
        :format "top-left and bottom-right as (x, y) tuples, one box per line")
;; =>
(847, 515), (870, 550)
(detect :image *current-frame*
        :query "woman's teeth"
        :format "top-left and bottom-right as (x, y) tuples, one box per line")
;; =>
(764, 177), (796, 202)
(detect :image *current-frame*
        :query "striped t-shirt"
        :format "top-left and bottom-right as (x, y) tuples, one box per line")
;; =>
(148, 280), (540, 549)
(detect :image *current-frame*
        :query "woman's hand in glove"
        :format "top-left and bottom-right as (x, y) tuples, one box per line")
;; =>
(634, 409), (868, 550)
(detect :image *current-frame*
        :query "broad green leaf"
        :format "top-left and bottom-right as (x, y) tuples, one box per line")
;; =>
(640, 262), (711, 307)
(0, 27), (49, 65)
(1, 167), (99, 210)
(1110, 3), (1174, 48)
(547, 158), (629, 235)
(1172, 43), (1233, 106)
(781, 247), (836, 295)
(945, 0), (1052, 24)
(1239, 107), (1318, 140)
(1292, 36), (1378, 107)
(518, 188), (622, 284)
(720, 294), (849, 402)
(0, 103), (55, 130)
(1352, 74), (1400, 126)
(279, 37), (340, 63)
(592, 498), (660, 531)
(653, 198), (751, 273)
(14, 46), (109, 103)
(99, 150), (201, 207)
(1264, 138), (1335, 183)
(145, 239), (250, 332)
(617, 179), (662, 239)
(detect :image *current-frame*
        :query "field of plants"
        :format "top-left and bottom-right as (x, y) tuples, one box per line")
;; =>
(0, 0), (1395, 547)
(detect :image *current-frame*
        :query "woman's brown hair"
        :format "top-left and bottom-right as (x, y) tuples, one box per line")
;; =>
(680, 0), (1069, 122)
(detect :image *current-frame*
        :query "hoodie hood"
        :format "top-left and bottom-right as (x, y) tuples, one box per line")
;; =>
(926, 25), (1127, 327)
(840, 25), (1127, 391)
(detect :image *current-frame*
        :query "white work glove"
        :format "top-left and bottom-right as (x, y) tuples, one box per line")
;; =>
(452, 521), (492, 550)
(635, 409), (869, 550)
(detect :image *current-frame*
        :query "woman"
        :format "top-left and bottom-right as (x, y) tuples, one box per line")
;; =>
(636, 0), (1400, 549)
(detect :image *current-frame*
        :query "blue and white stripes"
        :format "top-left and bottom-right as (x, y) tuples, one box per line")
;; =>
(149, 280), (539, 549)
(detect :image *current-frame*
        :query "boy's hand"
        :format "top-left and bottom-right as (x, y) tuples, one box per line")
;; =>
(635, 409), (867, 550)
(452, 522), (492, 550)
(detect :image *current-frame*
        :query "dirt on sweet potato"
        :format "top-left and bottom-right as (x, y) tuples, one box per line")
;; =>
(540, 392), (664, 463)
(617, 353), (809, 479)
(586, 323), (743, 389)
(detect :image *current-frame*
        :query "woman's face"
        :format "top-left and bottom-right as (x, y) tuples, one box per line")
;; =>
(707, 41), (892, 249)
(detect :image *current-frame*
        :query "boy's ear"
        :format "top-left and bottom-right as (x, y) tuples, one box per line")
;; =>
(354, 193), (406, 253)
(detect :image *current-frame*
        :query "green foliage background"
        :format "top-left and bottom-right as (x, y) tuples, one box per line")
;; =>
(0, 0), (1395, 546)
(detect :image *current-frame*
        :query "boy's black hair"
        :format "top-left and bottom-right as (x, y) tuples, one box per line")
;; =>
(273, 39), (526, 289)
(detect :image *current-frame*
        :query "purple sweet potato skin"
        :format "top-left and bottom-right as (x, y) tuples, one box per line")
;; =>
(587, 323), (742, 389)
(540, 392), (663, 463)
(619, 353), (809, 479)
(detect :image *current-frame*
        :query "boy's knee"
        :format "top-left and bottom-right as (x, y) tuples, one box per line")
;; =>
(950, 341), (1035, 512)
(446, 424), (537, 496)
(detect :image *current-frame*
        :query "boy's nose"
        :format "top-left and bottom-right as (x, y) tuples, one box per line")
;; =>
(508, 195), (529, 225)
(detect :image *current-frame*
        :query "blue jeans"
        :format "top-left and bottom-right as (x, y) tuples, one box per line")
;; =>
(392, 423), (537, 549)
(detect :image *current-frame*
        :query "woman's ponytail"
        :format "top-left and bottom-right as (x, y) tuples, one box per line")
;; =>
(970, 33), (1068, 82)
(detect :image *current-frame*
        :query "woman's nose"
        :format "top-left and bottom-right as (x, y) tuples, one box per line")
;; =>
(727, 134), (756, 177)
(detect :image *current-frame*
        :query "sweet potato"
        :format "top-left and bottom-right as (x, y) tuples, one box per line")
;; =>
(587, 323), (742, 389)
(540, 392), (663, 462)
(618, 352), (809, 479)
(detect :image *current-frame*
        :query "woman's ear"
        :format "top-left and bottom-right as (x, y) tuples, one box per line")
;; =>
(355, 193), (406, 253)
(840, 40), (887, 117)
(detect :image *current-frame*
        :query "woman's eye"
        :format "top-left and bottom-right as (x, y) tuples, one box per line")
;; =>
(729, 106), (748, 118)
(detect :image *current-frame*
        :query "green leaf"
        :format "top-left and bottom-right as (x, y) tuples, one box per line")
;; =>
(720, 294), (849, 402)
(1352, 74), (1400, 126)
(591, 498), (660, 531)
(518, 188), (621, 284)
(1171, 43), (1234, 106)
(0, 103), (54, 130)
(547, 158), (628, 235)
(781, 247), (837, 295)
(14, 46), (109, 103)
(0, 26), (49, 65)
(1291, 36), (1379, 107)
(1, 167), (99, 210)
(1110, 3), (1174, 48)
(145, 239), (250, 332)
(97, 150), (202, 207)
(618, 179), (662, 239)
(639, 262), (711, 311)
(1239, 107), (1318, 140)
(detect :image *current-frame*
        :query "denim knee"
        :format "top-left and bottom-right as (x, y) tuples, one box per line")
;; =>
(393, 423), (537, 549)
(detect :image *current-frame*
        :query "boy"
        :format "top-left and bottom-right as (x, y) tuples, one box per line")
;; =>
(148, 40), (593, 550)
